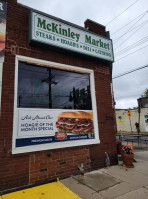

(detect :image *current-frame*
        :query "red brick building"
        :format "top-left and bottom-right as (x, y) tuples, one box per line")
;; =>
(0, 0), (117, 192)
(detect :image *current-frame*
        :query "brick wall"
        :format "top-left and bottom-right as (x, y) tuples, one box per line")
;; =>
(0, 0), (117, 192)
(29, 147), (90, 185)
(84, 19), (106, 37)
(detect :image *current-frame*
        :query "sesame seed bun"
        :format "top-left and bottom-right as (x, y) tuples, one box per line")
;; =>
(0, 32), (5, 42)
(76, 111), (93, 119)
(58, 111), (79, 118)
(0, 33), (5, 49)
(58, 111), (93, 119)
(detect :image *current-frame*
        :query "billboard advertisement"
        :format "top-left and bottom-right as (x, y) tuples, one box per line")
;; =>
(0, 1), (7, 62)
(16, 109), (95, 147)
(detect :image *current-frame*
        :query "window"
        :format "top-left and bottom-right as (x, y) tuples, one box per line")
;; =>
(18, 62), (92, 110)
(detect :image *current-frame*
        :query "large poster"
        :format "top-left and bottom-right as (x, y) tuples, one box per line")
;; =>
(16, 109), (95, 148)
(144, 115), (148, 132)
(12, 56), (99, 154)
(0, 1), (7, 62)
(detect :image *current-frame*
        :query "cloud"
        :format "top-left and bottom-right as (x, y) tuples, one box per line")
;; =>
(115, 98), (138, 109)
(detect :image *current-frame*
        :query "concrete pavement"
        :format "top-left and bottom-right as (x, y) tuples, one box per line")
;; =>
(61, 150), (148, 199)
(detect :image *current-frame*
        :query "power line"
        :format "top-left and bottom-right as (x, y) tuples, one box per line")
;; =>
(114, 21), (147, 51)
(113, 64), (148, 79)
(113, 17), (147, 44)
(115, 41), (148, 57)
(115, 36), (148, 56)
(106, 0), (141, 26)
(111, 11), (148, 36)
(113, 21), (148, 43)
(115, 44), (148, 62)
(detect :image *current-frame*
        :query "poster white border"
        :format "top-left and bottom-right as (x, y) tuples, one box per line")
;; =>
(12, 55), (100, 154)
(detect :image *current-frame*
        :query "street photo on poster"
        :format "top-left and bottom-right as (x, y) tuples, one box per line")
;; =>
(0, 1), (7, 62)
(144, 115), (148, 132)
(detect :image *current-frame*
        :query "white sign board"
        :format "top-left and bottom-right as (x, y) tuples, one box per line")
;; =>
(29, 11), (114, 62)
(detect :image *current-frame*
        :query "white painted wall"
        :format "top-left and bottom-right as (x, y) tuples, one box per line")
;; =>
(116, 108), (148, 133)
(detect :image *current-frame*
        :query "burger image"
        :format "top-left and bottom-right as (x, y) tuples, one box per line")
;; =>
(0, 32), (5, 49)
(56, 111), (94, 134)
(0, 32), (5, 58)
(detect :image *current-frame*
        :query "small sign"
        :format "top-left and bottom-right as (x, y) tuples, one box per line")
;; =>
(55, 132), (67, 140)
(127, 111), (131, 117)
(118, 116), (123, 123)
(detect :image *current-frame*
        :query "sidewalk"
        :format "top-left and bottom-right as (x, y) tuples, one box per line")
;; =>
(61, 150), (148, 199)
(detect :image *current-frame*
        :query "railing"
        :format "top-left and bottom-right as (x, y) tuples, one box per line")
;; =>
(116, 134), (148, 148)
